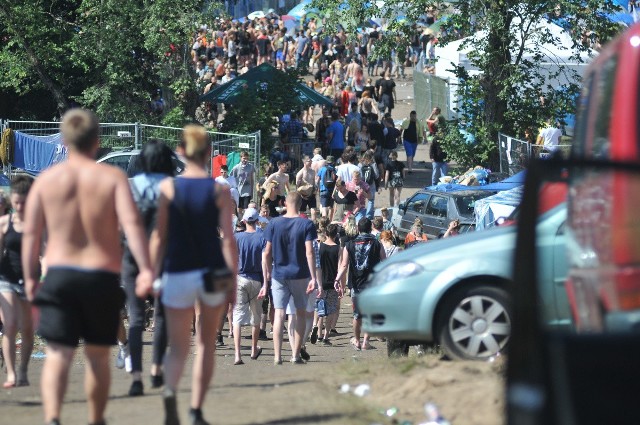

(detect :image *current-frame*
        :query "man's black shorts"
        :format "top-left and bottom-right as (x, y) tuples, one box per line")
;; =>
(34, 267), (125, 347)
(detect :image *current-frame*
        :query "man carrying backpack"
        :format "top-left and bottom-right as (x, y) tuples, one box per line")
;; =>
(334, 218), (386, 350)
(315, 155), (337, 218)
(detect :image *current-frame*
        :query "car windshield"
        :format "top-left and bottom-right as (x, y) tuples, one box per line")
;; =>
(455, 193), (491, 217)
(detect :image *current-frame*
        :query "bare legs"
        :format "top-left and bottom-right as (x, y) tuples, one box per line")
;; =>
(0, 293), (34, 386)
(190, 302), (224, 410)
(17, 299), (33, 383)
(0, 292), (18, 386)
(233, 322), (260, 364)
(41, 343), (74, 422)
(84, 345), (111, 423)
(164, 301), (224, 413)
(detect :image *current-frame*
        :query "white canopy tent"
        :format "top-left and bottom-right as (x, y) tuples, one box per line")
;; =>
(434, 19), (595, 117)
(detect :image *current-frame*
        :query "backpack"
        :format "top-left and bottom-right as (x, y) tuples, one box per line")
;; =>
(323, 165), (336, 190)
(129, 178), (160, 237)
(361, 164), (375, 186)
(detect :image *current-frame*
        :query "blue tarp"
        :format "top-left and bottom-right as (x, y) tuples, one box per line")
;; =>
(12, 131), (67, 174)
(474, 185), (524, 230)
(425, 170), (526, 192)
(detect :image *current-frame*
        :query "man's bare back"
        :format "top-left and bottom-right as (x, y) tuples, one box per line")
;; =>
(27, 156), (141, 273)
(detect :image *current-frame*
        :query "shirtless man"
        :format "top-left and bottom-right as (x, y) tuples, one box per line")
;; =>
(22, 109), (153, 425)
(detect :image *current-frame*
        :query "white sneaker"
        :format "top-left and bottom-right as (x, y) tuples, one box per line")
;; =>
(124, 354), (133, 373)
(116, 343), (129, 369)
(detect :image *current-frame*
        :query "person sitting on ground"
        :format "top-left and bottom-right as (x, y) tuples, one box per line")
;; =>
(443, 219), (461, 238)
(404, 220), (428, 246)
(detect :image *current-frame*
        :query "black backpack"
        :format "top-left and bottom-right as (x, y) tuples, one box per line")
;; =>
(361, 164), (376, 186)
(323, 165), (336, 190)
(129, 179), (159, 237)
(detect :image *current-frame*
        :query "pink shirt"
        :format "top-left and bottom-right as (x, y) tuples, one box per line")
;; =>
(345, 180), (370, 211)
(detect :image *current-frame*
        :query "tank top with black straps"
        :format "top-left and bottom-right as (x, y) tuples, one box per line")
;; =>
(0, 215), (23, 284)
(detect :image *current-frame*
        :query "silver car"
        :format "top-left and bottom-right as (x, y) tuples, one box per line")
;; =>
(358, 204), (571, 360)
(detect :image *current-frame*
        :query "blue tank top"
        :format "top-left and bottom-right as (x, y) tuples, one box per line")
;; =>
(164, 177), (224, 273)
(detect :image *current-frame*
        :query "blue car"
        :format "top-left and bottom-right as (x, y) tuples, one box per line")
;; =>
(358, 204), (571, 360)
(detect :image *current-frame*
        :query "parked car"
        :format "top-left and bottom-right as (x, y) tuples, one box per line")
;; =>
(358, 203), (571, 360)
(97, 148), (185, 177)
(396, 189), (494, 240)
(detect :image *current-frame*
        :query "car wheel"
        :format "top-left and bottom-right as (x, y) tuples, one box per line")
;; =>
(387, 339), (410, 357)
(436, 285), (511, 360)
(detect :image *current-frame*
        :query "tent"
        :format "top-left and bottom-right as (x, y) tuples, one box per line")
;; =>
(426, 170), (526, 192)
(199, 63), (333, 106)
(435, 19), (595, 117)
(474, 185), (524, 230)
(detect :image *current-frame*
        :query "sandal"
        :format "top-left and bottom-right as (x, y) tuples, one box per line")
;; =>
(3, 381), (16, 389)
(362, 342), (373, 350)
(233, 359), (244, 365)
(250, 347), (263, 360)
(350, 337), (361, 351)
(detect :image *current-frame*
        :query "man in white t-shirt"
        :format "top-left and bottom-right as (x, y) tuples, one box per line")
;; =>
(336, 151), (360, 184)
(537, 119), (562, 152)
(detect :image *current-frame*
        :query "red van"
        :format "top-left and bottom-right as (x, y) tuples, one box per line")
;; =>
(564, 23), (640, 331)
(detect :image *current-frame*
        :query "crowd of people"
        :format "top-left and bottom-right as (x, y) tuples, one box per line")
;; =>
(0, 109), (419, 425)
(193, 11), (441, 126)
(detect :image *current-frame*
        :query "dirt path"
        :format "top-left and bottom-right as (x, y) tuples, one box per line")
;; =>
(0, 298), (503, 425)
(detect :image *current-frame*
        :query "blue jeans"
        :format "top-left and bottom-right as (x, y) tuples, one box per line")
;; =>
(432, 162), (448, 186)
(365, 197), (375, 219)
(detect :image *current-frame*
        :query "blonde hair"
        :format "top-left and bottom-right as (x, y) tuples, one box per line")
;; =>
(60, 109), (99, 153)
(182, 124), (209, 160)
(344, 215), (357, 237)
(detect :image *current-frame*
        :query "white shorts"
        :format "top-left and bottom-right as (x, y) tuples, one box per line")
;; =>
(161, 269), (226, 309)
(233, 276), (262, 326)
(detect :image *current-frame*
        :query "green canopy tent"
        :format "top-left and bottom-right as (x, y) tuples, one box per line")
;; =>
(199, 63), (333, 106)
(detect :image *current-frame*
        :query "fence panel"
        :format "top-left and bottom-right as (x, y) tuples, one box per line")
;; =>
(2, 120), (261, 185)
(498, 132), (572, 175)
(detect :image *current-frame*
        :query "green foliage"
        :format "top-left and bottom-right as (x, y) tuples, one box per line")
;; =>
(439, 121), (496, 170)
(312, 0), (624, 168)
(219, 67), (312, 154)
(0, 0), (204, 122)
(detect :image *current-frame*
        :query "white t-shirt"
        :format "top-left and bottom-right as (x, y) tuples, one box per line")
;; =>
(336, 163), (360, 184)
(215, 175), (239, 206)
(540, 126), (562, 151)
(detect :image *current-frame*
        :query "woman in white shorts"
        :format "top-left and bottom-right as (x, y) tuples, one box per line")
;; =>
(150, 125), (238, 425)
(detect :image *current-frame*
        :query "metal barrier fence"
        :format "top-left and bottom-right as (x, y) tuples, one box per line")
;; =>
(0, 119), (261, 182)
(498, 133), (571, 175)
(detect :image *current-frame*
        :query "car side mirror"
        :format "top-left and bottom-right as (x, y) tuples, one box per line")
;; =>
(398, 201), (406, 212)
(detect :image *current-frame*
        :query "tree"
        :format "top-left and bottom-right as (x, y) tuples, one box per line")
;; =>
(0, 0), (81, 116)
(311, 0), (623, 168)
(218, 67), (316, 154)
(0, 0), (206, 123)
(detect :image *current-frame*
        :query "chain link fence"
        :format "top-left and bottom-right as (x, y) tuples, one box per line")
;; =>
(0, 119), (261, 181)
(498, 132), (572, 175)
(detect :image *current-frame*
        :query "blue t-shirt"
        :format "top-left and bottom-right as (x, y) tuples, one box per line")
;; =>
(264, 217), (318, 280)
(235, 230), (266, 282)
(317, 164), (335, 192)
(326, 120), (345, 150)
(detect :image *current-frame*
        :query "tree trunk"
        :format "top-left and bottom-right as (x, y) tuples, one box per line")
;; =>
(481, 10), (512, 169)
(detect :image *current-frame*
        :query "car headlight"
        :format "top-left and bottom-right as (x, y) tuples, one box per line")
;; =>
(371, 262), (424, 285)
